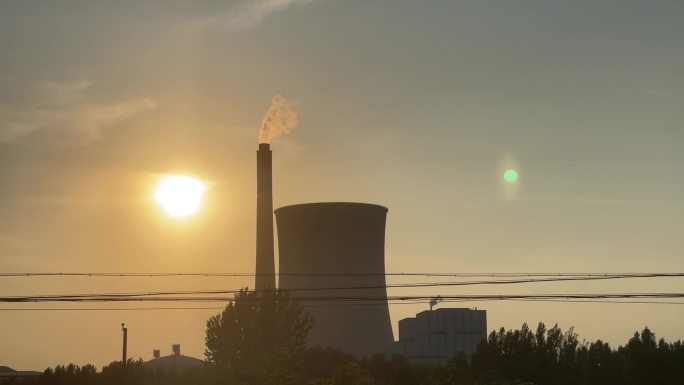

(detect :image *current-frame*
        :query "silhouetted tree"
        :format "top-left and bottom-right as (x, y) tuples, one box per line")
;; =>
(10, 322), (684, 385)
(99, 359), (150, 385)
(470, 323), (684, 385)
(309, 362), (374, 385)
(577, 339), (623, 385)
(620, 327), (684, 385)
(204, 288), (313, 385)
(301, 346), (355, 382)
(360, 354), (424, 385)
(428, 352), (473, 385)
(39, 363), (98, 385)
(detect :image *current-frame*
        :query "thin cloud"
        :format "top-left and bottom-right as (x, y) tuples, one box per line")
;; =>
(0, 79), (156, 144)
(196, 0), (321, 31)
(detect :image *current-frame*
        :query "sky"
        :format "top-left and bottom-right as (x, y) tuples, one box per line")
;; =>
(1, 0), (684, 370)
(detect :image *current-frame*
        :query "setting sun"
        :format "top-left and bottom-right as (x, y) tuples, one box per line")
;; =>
(155, 175), (206, 218)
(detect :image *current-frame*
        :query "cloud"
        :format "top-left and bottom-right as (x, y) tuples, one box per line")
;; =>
(195, 0), (321, 31)
(0, 79), (156, 144)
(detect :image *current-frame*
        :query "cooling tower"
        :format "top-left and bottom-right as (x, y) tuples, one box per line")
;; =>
(255, 143), (275, 290)
(275, 202), (394, 355)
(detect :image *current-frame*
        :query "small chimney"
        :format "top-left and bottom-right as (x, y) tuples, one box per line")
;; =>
(172, 344), (181, 357)
(121, 323), (128, 364)
(153, 350), (160, 359)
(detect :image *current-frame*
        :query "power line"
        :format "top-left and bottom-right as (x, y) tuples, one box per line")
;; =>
(1, 292), (683, 303)
(0, 274), (680, 300)
(1, 298), (683, 312)
(0, 306), (225, 311)
(507, 298), (684, 305)
(304, 298), (684, 307)
(1, 272), (682, 278)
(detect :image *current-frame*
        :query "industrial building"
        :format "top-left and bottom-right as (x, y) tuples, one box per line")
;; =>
(275, 202), (394, 356)
(255, 142), (487, 359)
(144, 344), (203, 371)
(394, 308), (487, 365)
(254, 141), (394, 356)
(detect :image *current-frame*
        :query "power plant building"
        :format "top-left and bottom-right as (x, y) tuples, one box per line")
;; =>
(144, 344), (203, 371)
(256, 142), (473, 358)
(395, 308), (487, 365)
(275, 202), (394, 356)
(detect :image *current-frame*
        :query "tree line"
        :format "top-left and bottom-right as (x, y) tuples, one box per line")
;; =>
(3, 289), (682, 385)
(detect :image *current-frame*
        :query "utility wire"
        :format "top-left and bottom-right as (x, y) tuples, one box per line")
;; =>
(1, 298), (683, 311)
(1, 292), (683, 303)
(0, 306), (226, 311)
(1, 272), (682, 278)
(1, 274), (681, 300)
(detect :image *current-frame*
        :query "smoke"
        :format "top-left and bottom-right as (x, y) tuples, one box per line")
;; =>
(429, 295), (443, 311)
(259, 95), (299, 143)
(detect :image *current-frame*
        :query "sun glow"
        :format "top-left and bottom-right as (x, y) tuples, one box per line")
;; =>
(155, 175), (206, 218)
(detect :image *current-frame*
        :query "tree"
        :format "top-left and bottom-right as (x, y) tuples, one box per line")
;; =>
(301, 346), (355, 382)
(204, 288), (313, 384)
(620, 327), (683, 385)
(309, 362), (374, 385)
(360, 354), (423, 385)
(428, 352), (473, 385)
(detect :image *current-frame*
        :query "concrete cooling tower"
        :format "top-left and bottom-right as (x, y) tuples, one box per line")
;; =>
(275, 202), (394, 356)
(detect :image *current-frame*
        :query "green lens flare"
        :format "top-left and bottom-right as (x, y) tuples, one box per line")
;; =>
(504, 169), (518, 183)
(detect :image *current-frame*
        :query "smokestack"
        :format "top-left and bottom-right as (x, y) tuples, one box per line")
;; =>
(121, 323), (128, 363)
(172, 344), (181, 357)
(255, 143), (275, 290)
(254, 94), (298, 290)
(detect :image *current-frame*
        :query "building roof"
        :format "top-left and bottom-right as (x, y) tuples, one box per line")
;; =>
(414, 308), (485, 317)
(143, 355), (204, 371)
(0, 366), (42, 378)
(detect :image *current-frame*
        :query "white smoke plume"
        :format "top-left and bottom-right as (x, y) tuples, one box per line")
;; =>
(429, 295), (443, 311)
(259, 95), (299, 144)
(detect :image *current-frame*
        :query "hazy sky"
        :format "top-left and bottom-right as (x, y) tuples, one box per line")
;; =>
(2, 0), (684, 370)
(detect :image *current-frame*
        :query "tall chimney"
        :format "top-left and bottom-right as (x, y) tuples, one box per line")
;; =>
(255, 143), (275, 290)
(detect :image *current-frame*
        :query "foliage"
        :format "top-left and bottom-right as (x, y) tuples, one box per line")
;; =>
(204, 288), (313, 368)
(360, 354), (427, 385)
(6, 315), (684, 385)
(301, 346), (356, 381)
(469, 323), (684, 385)
(204, 288), (313, 384)
(309, 362), (375, 385)
(428, 352), (473, 385)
